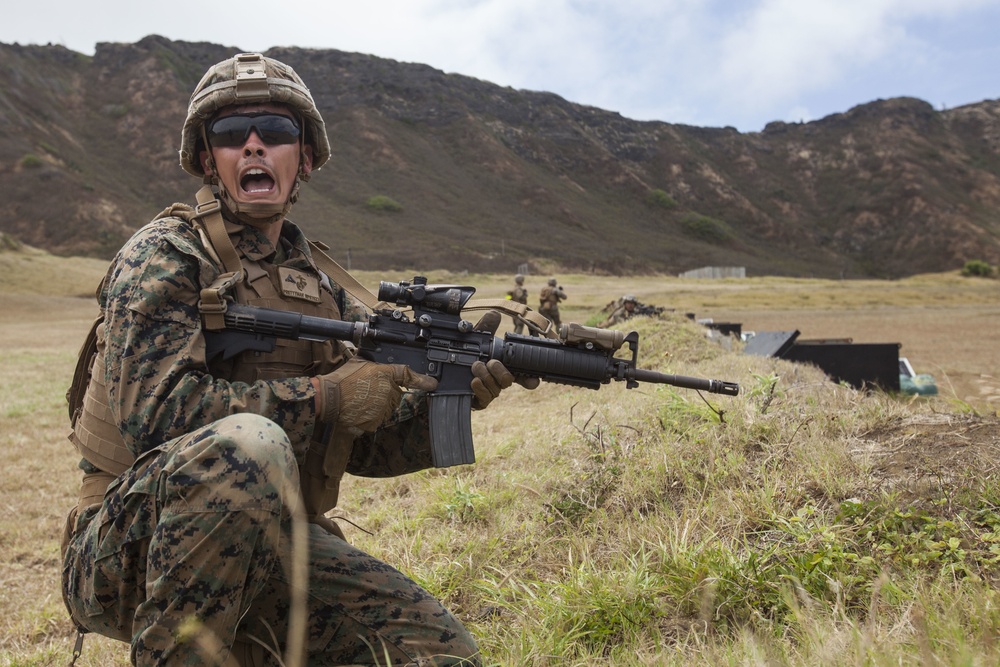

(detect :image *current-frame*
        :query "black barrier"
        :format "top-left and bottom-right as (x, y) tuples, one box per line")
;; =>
(745, 330), (901, 392)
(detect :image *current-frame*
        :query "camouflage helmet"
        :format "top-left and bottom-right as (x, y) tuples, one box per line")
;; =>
(179, 53), (331, 178)
(547, 278), (557, 286)
(623, 294), (637, 303)
(514, 274), (525, 284)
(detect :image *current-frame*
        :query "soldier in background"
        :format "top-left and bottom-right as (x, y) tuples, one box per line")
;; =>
(506, 273), (529, 334)
(600, 294), (638, 328)
(538, 277), (567, 329)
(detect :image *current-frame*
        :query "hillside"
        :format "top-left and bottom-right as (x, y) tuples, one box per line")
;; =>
(1, 35), (999, 277)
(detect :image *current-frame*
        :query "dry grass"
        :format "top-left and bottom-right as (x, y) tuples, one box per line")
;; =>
(2, 250), (999, 665)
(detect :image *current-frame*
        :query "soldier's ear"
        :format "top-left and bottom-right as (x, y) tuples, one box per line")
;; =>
(300, 145), (314, 176)
(199, 150), (214, 176)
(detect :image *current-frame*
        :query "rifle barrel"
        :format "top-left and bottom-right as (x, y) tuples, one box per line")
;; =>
(631, 369), (740, 395)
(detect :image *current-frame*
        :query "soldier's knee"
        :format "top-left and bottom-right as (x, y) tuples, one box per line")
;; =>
(212, 414), (294, 463)
(173, 414), (298, 508)
(213, 413), (296, 475)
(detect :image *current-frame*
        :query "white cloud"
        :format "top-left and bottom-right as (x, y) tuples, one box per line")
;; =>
(1, 0), (998, 131)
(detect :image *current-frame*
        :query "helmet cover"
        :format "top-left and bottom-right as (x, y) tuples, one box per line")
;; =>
(179, 52), (330, 178)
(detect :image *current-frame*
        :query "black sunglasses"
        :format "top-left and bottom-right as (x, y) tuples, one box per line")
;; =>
(206, 113), (301, 148)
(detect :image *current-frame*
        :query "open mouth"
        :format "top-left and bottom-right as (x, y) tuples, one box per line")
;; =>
(240, 167), (276, 195)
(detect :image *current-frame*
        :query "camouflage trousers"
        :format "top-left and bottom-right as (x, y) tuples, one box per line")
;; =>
(62, 413), (480, 666)
(538, 306), (560, 330)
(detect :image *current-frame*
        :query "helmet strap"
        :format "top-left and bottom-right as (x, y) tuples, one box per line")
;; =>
(216, 184), (292, 228)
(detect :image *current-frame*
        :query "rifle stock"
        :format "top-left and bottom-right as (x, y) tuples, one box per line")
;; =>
(208, 277), (739, 467)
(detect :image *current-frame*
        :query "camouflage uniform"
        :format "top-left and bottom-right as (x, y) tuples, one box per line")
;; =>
(62, 213), (478, 666)
(505, 275), (528, 334)
(61, 53), (480, 667)
(537, 278), (566, 330)
(599, 296), (637, 329)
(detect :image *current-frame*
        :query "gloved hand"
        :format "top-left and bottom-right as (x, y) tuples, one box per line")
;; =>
(317, 358), (438, 433)
(470, 311), (541, 409)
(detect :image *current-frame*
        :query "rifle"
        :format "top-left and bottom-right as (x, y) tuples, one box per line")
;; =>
(635, 303), (666, 317)
(206, 276), (739, 468)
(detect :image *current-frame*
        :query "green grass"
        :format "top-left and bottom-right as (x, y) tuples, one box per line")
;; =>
(3, 258), (1000, 665)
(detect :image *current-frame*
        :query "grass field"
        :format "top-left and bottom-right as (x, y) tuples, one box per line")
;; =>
(2, 248), (1000, 665)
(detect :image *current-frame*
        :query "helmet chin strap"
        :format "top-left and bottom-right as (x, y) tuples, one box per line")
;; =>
(215, 178), (298, 228)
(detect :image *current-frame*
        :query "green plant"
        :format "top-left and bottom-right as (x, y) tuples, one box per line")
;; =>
(437, 478), (484, 522)
(19, 153), (44, 169)
(0, 233), (23, 251)
(680, 212), (733, 244)
(961, 259), (994, 278)
(366, 195), (403, 212)
(646, 189), (677, 210)
(747, 372), (782, 414)
(545, 410), (628, 525)
(104, 104), (129, 119)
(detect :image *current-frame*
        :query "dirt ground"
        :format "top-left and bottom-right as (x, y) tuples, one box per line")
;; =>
(858, 413), (1000, 494)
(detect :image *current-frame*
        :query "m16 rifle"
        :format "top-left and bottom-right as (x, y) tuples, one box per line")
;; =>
(207, 277), (739, 467)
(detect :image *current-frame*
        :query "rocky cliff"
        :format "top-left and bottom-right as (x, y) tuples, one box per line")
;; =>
(1, 35), (998, 277)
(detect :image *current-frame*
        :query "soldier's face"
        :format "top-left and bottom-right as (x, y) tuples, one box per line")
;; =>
(199, 103), (313, 210)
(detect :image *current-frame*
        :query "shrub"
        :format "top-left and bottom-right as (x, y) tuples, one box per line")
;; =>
(0, 232), (23, 251)
(104, 104), (129, 119)
(962, 260), (995, 278)
(19, 153), (44, 169)
(680, 212), (733, 244)
(366, 195), (403, 213)
(645, 189), (677, 209)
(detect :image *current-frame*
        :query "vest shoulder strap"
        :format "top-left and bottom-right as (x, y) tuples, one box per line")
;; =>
(66, 315), (102, 426)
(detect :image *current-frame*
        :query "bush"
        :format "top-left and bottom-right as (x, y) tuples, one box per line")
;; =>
(366, 195), (403, 213)
(19, 153), (44, 169)
(961, 260), (995, 278)
(680, 212), (733, 244)
(0, 232), (23, 251)
(645, 189), (677, 209)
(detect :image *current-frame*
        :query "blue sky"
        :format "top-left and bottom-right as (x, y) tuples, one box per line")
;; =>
(3, 0), (998, 132)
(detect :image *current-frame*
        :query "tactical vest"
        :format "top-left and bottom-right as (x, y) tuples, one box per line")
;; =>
(68, 191), (355, 527)
(508, 285), (528, 304)
(539, 286), (555, 308)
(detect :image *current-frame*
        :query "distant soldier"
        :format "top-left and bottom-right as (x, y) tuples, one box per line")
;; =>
(600, 294), (638, 328)
(538, 277), (567, 330)
(506, 273), (529, 334)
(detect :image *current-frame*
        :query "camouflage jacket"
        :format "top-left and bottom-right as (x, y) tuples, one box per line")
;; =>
(91, 210), (434, 478)
(539, 285), (566, 309)
(507, 285), (528, 304)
